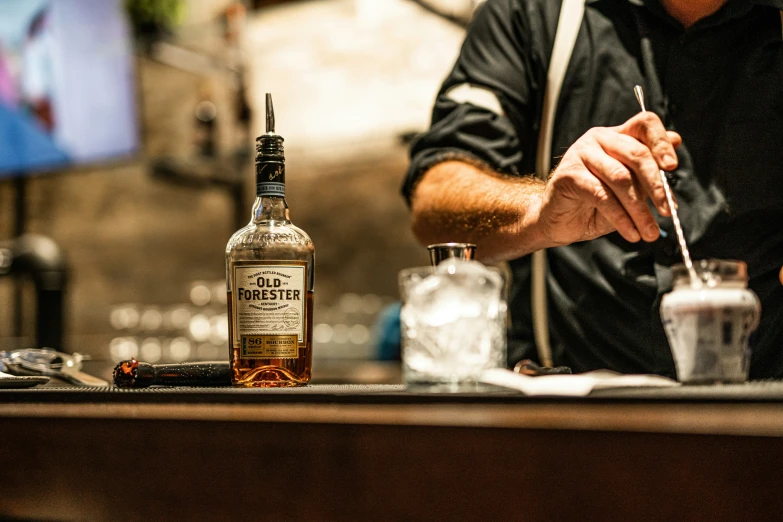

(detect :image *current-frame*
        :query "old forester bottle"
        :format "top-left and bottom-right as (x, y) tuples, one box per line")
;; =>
(225, 93), (314, 387)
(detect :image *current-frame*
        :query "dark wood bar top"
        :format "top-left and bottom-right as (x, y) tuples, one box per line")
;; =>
(3, 384), (783, 521)
(5, 382), (783, 436)
(4, 393), (783, 437)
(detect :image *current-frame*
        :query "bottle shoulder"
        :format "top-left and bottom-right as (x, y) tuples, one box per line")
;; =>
(226, 221), (314, 256)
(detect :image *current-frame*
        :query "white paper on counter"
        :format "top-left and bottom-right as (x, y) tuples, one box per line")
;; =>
(479, 368), (679, 397)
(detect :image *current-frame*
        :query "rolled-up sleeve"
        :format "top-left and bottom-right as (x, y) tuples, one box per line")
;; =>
(402, 0), (539, 204)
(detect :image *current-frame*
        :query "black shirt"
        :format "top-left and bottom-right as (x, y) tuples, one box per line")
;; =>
(403, 0), (783, 378)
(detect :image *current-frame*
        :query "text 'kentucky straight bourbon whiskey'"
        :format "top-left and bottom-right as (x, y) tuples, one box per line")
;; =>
(226, 94), (314, 387)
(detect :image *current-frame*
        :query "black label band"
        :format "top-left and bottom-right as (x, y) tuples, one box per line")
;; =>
(257, 162), (285, 183)
(256, 162), (285, 196)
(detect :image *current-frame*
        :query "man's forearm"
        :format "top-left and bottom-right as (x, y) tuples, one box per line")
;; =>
(410, 160), (548, 263)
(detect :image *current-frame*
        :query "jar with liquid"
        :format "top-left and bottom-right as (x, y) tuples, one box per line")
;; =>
(660, 260), (761, 383)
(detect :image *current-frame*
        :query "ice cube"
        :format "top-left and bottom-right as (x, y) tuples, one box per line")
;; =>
(435, 259), (503, 287)
(406, 260), (502, 327)
(400, 260), (507, 383)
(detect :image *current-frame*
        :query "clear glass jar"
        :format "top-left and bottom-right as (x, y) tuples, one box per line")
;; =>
(660, 260), (761, 383)
(398, 261), (507, 387)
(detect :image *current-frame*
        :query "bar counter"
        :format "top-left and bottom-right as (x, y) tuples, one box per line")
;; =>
(3, 383), (783, 521)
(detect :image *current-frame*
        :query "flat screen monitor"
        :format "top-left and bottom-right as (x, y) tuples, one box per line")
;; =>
(0, 0), (138, 177)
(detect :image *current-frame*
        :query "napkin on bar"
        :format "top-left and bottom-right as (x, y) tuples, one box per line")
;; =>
(479, 368), (678, 396)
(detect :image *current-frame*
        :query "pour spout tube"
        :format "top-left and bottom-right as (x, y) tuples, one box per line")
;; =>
(265, 93), (275, 133)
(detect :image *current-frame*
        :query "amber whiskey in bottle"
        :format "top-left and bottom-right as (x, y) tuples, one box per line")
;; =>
(225, 94), (314, 387)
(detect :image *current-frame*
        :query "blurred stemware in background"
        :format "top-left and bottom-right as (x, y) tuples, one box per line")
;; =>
(108, 281), (393, 365)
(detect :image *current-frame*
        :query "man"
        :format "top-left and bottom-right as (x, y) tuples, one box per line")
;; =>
(403, 0), (783, 378)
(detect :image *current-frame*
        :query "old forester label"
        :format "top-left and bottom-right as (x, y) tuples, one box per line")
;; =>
(233, 262), (306, 358)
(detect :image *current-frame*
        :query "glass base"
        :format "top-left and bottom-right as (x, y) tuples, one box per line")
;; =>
(677, 375), (748, 385)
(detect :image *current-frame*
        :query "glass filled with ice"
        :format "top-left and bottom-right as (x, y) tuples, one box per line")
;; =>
(398, 259), (507, 387)
(660, 259), (761, 384)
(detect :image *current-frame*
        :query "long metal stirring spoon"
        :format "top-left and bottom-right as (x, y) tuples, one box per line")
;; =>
(633, 85), (700, 287)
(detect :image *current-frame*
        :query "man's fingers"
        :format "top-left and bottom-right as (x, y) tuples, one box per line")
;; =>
(572, 173), (641, 243)
(617, 112), (678, 171)
(543, 119), (681, 246)
(667, 131), (682, 148)
(593, 130), (670, 218)
(580, 144), (659, 241)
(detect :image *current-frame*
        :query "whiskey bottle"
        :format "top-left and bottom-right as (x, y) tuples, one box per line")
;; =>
(225, 93), (314, 387)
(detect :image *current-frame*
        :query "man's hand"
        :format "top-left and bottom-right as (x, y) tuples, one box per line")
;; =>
(410, 112), (683, 263)
(534, 112), (682, 246)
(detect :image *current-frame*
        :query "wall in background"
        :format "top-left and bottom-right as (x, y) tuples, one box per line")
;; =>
(0, 0), (463, 361)
(0, 183), (12, 338)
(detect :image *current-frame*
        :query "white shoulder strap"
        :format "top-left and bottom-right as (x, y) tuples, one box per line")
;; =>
(531, 0), (586, 367)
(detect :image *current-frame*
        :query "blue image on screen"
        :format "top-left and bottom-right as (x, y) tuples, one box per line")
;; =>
(0, 0), (138, 177)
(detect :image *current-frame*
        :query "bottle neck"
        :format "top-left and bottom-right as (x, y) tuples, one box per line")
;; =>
(251, 196), (289, 223)
(254, 132), (287, 223)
